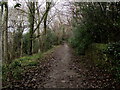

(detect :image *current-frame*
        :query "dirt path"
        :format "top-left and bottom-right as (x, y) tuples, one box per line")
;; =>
(42, 43), (120, 88)
(3, 43), (120, 89)
(42, 43), (82, 88)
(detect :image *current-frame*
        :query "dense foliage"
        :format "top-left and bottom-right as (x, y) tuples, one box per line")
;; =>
(104, 41), (120, 80)
(43, 30), (58, 51)
(2, 52), (42, 81)
(69, 25), (92, 54)
(1, 1), (120, 88)
(70, 2), (120, 45)
(69, 2), (120, 81)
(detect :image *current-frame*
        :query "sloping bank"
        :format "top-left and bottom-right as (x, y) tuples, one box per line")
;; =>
(2, 45), (60, 89)
(71, 43), (120, 88)
(86, 43), (120, 81)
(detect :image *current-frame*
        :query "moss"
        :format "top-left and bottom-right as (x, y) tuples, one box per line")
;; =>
(27, 60), (38, 66)
(86, 43), (109, 67)
(2, 52), (43, 81)
(2, 46), (57, 82)
(94, 43), (108, 50)
(86, 43), (120, 81)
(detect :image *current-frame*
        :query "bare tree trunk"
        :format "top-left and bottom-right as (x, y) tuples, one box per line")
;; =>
(20, 38), (23, 57)
(12, 30), (15, 59)
(43, 2), (51, 51)
(44, 2), (51, 35)
(4, 2), (8, 63)
(36, 2), (41, 53)
(0, 4), (2, 88)
(28, 2), (35, 55)
(1, 30), (4, 62)
(0, 2), (2, 62)
(19, 23), (24, 57)
(1, 2), (4, 62)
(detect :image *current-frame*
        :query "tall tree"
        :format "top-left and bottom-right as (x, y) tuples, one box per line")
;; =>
(4, 2), (8, 63)
(28, 2), (35, 55)
(1, 2), (9, 63)
(0, 2), (3, 62)
(44, 2), (51, 35)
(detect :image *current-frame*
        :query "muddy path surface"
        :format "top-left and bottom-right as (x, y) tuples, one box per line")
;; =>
(41, 43), (120, 88)
(3, 43), (120, 89)
(42, 43), (83, 88)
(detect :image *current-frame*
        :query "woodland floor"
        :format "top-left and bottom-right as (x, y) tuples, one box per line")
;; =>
(3, 43), (120, 89)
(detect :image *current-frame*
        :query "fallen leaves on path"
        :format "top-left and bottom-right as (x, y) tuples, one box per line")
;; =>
(2, 44), (120, 89)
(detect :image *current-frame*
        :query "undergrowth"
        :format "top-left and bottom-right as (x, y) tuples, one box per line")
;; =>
(2, 45), (57, 83)
(86, 43), (120, 82)
(2, 52), (42, 81)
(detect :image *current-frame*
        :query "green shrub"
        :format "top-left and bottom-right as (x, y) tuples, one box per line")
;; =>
(69, 25), (92, 55)
(2, 53), (40, 81)
(19, 56), (31, 61)
(95, 43), (108, 50)
(11, 67), (23, 80)
(2, 61), (23, 80)
(22, 33), (39, 55)
(10, 60), (21, 69)
(104, 41), (120, 65)
(85, 43), (108, 67)
(43, 30), (58, 51)
(30, 53), (42, 60)
(103, 41), (120, 80)
(2, 65), (9, 81)
(27, 60), (38, 66)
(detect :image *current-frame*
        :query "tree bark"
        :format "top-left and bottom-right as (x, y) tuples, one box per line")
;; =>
(0, 3), (2, 63)
(4, 2), (8, 63)
(36, 2), (41, 53)
(28, 2), (35, 55)
(44, 2), (51, 35)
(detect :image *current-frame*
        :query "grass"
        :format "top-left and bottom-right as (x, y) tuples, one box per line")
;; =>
(86, 43), (120, 81)
(2, 45), (58, 82)
(94, 43), (108, 51)
(2, 52), (42, 81)
(86, 43), (119, 72)
(86, 43), (109, 67)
